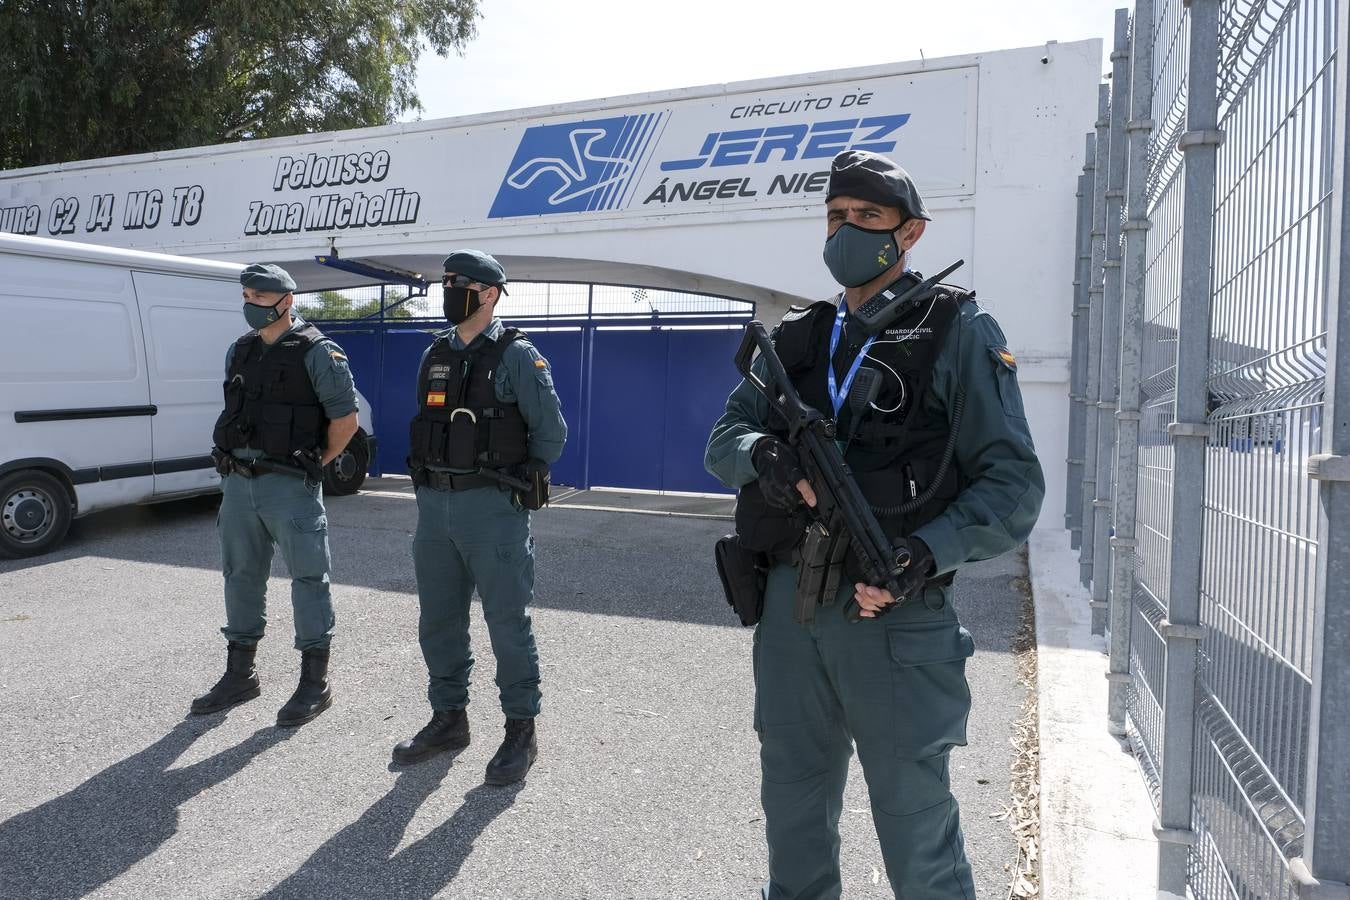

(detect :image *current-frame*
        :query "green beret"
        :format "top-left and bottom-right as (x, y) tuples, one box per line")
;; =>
(442, 249), (507, 290)
(239, 263), (297, 293)
(826, 150), (932, 221)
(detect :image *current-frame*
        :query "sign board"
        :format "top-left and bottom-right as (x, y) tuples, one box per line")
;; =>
(0, 68), (976, 248)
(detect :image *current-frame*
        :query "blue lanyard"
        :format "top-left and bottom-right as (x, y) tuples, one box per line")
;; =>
(827, 299), (877, 418)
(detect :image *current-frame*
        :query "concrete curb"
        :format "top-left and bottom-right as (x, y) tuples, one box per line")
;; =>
(1028, 528), (1158, 900)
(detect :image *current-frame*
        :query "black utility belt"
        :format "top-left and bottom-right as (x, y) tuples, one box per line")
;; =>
(229, 458), (270, 477)
(411, 468), (500, 492)
(213, 448), (313, 482)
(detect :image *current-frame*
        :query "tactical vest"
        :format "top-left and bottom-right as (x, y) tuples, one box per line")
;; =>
(737, 281), (973, 558)
(408, 328), (529, 471)
(212, 323), (329, 458)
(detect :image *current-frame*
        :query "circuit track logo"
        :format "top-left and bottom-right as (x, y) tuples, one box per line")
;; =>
(489, 114), (665, 218)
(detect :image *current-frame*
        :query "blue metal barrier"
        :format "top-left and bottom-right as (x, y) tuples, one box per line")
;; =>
(314, 313), (748, 493)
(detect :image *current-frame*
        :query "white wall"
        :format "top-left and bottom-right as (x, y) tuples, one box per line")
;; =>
(0, 41), (1103, 519)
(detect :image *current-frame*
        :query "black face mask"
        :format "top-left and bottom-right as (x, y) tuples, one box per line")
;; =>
(442, 275), (483, 324)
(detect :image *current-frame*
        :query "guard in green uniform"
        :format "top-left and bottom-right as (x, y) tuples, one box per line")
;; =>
(705, 150), (1044, 899)
(392, 249), (567, 786)
(191, 263), (360, 728)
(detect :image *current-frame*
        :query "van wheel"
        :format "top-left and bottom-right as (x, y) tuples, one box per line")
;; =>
(0, 469), (74, 558)
(324, 428), (370, 496)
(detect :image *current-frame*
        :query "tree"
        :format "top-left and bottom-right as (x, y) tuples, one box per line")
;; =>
(0, 0), (479, 169)
(297, 289), (415, 320)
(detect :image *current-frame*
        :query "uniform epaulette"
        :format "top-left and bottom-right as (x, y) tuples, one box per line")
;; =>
(780, 300), (835, 323)
(934, 283), (977, 305)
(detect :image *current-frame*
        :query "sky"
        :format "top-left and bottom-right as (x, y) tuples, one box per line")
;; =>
(406, 0), (1127, 123)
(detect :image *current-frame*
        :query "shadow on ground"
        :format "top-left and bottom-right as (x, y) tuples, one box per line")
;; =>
(0, 490), (739, 628)
(262, 754), (523, 898)
(0, 717), (293, 899)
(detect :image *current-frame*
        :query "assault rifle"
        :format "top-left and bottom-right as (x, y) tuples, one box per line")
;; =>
(735, 321), (912, 623)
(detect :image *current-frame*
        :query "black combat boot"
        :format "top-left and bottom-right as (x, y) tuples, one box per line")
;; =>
(391, 709), (471, 765)
(276, 647), (333, 727)
(190, 641), (260, 715)
(484, 718), (537, 785)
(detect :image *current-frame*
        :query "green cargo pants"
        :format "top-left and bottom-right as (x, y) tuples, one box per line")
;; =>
(755, 564), (977, 900)
(218, 471), (335, 651)
(412, 484), (541, 719)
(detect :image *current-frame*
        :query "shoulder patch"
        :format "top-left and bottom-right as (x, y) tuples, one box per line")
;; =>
(329, 350), (347, 362)
(515, 341), (551, 374)
(990, 345), (1017, 370)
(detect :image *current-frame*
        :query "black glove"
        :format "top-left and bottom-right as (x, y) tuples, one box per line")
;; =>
(751, 437), (807, 510)
(292, 449), (324, 485)
(877, 536), (936, 615)
(211, 447), (233, 477)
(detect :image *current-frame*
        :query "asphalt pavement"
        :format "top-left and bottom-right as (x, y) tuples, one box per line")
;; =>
(0, 479), (1028, 899)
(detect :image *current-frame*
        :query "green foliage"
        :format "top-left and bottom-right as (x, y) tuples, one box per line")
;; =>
(0, 0), (480, 169)
(298, 289), (415, 320)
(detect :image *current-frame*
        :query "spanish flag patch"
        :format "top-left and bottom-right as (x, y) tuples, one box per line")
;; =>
(534, 359), (548, 369)
(426, 391), (447, 407)
(991, 346), (1017, 370)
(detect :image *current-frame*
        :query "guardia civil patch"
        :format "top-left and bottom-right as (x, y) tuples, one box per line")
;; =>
(990, 346), (1017, 369)
(877, 241), (896, 268)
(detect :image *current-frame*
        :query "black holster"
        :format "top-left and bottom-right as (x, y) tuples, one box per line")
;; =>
(714, 535), (768, 627)
(211, 446), (234, 477)
(518, 459), (550, 510)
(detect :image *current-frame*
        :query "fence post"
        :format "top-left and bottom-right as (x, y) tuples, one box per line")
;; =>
(1091, 9), (1131, 636)
(1069, 135), (1097, 550)
(1066, 163), (1089, 545)
(1291, 3), (1350, 894)
(1107, 0), (1154, 735)
(1155, 0), (1221, 892)
(1080, 83), (1111, 588)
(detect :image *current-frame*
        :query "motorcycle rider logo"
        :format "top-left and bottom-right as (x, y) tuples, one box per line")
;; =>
(489, 113), (665, 218)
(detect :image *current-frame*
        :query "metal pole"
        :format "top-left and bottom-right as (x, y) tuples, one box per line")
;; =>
(1066, 169), (1088, 541)
(1107, 0), (1154, 735)
(1092, 8), (1131, 636)
(1155, 0), (1222, 891)
(1080, 83), (1111, 588)
(1069, 135), (1097, 550)
(578, 283), (595, 491)
(374, 283), (386, 477)
(1292, 2), (1350, 893)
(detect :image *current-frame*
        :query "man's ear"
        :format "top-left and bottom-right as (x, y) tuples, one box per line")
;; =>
(899, 218), (927, 251)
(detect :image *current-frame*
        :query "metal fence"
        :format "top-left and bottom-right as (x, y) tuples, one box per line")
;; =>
(1066, 1), (1350, 896)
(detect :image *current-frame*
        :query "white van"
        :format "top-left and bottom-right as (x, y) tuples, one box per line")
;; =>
(0, 233), (375, 558)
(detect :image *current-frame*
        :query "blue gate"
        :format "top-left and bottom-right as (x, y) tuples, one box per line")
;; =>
(315, 312), (749, 494)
